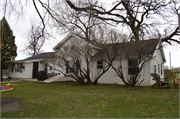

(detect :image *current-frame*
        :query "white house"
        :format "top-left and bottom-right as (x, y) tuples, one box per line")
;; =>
(91, 39), (166, 86)
(8, 33), (166, 86)
(8, 52), (56, 79)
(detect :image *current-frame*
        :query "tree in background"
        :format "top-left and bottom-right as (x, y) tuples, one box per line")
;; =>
(1, 17), (17, 80)
(1, 0), (180, 44)
(23, 24), (47, 56)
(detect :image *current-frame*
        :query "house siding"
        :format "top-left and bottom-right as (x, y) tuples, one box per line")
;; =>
(93, 59), (152, 86)
(8, 61), (48, 79)
(150, 48), (165, 85)
(24, 62), (33, 78)
(8, 64), (25, 79)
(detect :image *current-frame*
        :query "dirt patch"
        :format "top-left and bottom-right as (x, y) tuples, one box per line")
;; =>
(1, 98), (22, 112)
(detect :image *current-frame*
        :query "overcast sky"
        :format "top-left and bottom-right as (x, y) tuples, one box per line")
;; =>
(1, 0), (180, 68)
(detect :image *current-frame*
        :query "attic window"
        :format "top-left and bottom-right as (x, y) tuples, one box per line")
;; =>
(71, 41), (76, 49)
(71, 41), (75, 46)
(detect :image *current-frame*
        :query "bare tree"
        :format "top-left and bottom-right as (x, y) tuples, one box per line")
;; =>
(2, 0), (180, 44)
(23, 24), (47, 56)
(51, 0), (105, 41)
(50, 34), (113, 85)
(95, 37), (161, 87)
(114, 40), (160, 87)
(66, 0), (180, 44)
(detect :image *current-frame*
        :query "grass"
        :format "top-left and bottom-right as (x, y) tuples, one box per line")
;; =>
(1, 81), (179, 118)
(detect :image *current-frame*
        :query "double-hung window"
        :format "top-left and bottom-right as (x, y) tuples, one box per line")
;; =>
(128, 60), (138, 75)
(15, 64), (20, 72)
(71, 41), (75, 49)
(66, 60), (79, 73)
(97, 61), (103, 69)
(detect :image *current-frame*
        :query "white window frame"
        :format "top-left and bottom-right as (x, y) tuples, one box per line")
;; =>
(128, 60), (138, 75)
(97, 61), (103, 69)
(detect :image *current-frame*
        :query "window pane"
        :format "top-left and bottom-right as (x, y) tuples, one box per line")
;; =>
(128, 68), (138, 74)
(128, 60), (138, 75)
(154, 65), (156, 73)
(71, 41), (75, 46)
(97, 61), (103, 64)
(64, 46), (67, 50)
(12, 64), (14, 72)
(158, 64), (160, 73)
(128, 60), (138, 67)
(44, 63), (48, 72)
(97, 61), (103, 69)
(97, 65), (103, 69)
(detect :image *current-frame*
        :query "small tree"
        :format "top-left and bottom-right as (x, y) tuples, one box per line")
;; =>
(95, 37), (160, 87)
(112, 39), (160, 87)
(1, 17), (17, 80)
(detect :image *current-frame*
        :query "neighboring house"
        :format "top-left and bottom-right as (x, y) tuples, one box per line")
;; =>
(8, 52), (55, 79)
(8, 33), (166, 86)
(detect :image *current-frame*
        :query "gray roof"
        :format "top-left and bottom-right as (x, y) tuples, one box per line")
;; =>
(13, 52), (54, 63)
(73, 33), (91, 42)
(73, 33), (101, 46)
(93, 39), (160, 59)
(24, 52), (54, 61)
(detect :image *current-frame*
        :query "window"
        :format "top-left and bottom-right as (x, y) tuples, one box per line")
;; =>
(128, 60), (138, 75)
(14, 64), (20, 72)
(44, 63), (48, 73)
(154, 65), (156, 73)
(158, 64), (160, 73)
(66, 60), (79, 73)
(11, 64), (14, 72)
(71, 41), (75, 49)
(20, 63), (23, 73)
(71, 41), (75, 46)
(161, 64), (162, 75)
(64, 46), (68, 51)
(97, 61), (103, 69)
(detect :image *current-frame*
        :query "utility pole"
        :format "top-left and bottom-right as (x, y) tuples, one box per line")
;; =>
(179, 14), (180, 80)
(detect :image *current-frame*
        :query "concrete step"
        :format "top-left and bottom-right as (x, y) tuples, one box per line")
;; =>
(39, 74), (64, 83)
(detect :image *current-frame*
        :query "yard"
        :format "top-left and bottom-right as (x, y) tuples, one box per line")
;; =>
(1, 81), (179, 118)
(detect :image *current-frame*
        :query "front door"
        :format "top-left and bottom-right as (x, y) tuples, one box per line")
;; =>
(32, 62), (39, 78)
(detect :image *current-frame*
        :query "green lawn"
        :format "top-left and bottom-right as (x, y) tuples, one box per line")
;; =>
(1, 82), (179, 118)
